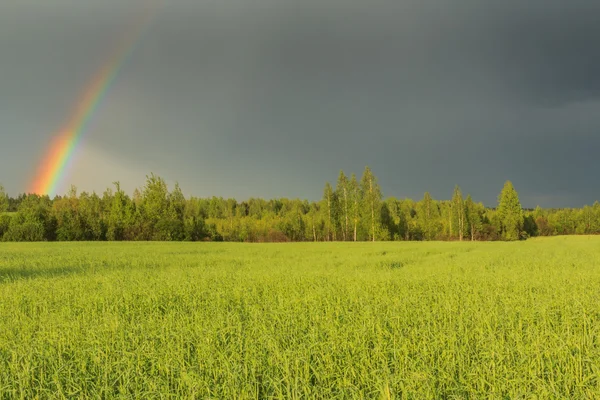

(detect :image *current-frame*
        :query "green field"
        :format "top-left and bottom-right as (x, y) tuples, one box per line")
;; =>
(1, 238), (600, 398)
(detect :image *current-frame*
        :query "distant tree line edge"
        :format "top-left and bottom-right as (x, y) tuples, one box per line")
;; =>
(0, 167), (595, 242)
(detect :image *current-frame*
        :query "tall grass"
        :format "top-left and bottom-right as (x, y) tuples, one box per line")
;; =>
(1, 237), (599, 398)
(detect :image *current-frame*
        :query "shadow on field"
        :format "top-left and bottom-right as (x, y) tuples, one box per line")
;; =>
(0, 266), (83, 283)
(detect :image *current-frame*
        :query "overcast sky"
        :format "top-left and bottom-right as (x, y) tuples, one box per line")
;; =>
(1, 0), (599, 207)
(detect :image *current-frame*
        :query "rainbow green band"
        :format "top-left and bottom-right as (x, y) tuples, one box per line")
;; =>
(30, 4), (160, 196)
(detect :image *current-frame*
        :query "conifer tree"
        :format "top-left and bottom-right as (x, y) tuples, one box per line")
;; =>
(497, 180), (523, 241)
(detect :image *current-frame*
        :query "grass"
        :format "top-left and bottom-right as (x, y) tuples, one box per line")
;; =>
(1, 237), (600, 398)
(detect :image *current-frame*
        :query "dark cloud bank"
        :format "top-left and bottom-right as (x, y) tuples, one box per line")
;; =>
(1, 0), (599, 207)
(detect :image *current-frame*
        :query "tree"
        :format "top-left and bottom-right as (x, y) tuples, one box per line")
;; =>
(360, 166), (382, 242)
(223, 198), (237, 240)
(79, 192), (105, 240)
(383, 198), (402, 240)
(348, 174), (360, 241)
(322, 182), (336, 241)
(3, 194), (53, 242)
(496, 180), (524, 241)
(0, 185), (7, 214)
(106, 182), (134, 241)
(8, 167), (600, 243)
(592, 202), (600, 234)
(52, 186), (84, 241)
(335, 171), (350, 241)
(398, 199), (417, 240)
(162, 182), (186, 241)
(464, 195), (482, 241)
(139, 174), (170, 240)
(305, 202), (319, 241)
(183, 197), (207, 241)
(451, 185), (465, 241)
(522, 212), (538, 238)
(282, 200), (306, 241)
(0, 185), (10, 240)
(418, 192), (439, 241)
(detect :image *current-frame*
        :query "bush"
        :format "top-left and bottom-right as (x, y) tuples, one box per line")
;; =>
(4, 220), (46, 242)
(0, 214), (12, 240)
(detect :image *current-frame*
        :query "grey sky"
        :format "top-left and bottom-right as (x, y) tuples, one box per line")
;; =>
(1, 0), (599, 207)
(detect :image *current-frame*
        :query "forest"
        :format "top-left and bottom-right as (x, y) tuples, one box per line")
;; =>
(0, 167), (598, 242)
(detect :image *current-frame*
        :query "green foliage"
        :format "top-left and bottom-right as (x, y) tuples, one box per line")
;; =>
(360, 166), (383, 242)
(464, 195), (483, 241)
(1, 173), (599, 243)
(3, 220), (45, 242)
(0, 185), (8, 214)
(183, 197), (208, 241)
(335, 171), (350, 241)
(3, 194), (53, 242)
(105, 182), (134, 241)
(418, 192), (440, 240)
(451, 185), (466, 240)
(0, 186), (10, 240)
(348, 173), (360, 241)
(321, 182), (336, 241)
(1, 238), (600, 397)
(497, 181), (524, 241)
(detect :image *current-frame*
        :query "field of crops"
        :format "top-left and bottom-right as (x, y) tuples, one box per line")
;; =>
(1, 237), (600, 398)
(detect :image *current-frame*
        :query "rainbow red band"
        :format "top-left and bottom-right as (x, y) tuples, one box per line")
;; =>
(29, 3), (160, 196)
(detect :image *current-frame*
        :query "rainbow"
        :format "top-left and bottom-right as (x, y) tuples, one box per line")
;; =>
(29, 3), (161, 196)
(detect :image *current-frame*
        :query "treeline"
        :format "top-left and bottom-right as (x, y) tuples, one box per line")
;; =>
(0, 167), (598, 242)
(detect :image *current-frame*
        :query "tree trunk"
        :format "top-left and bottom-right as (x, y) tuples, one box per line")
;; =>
(459, 210), (463, 241)
(344, 188), (348, 242)
(449, 204), (453, 240)
(370, 177), (375, 242)
(371, 207), (375, 242)
(353, 198), (358, 242)
(327, 194), (332, 241)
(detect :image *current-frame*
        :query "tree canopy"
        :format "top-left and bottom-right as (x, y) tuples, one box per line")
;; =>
(497, 181), (524, 240)
(0, 170), (596, 242)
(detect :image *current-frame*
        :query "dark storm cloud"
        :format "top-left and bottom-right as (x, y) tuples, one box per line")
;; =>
(1, 0), (599, 206)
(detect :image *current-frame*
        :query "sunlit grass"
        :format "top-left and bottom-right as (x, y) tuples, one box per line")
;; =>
(1, 237), (600, 398)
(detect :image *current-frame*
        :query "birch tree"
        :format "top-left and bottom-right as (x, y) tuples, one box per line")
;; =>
(451, 185), (465, 241)
(348, 173), (360, 241)
(360, 166), (382, 242)
(336, 170), (349, 241)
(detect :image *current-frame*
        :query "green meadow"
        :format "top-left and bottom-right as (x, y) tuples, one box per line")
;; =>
(1, 237), (600, 398)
